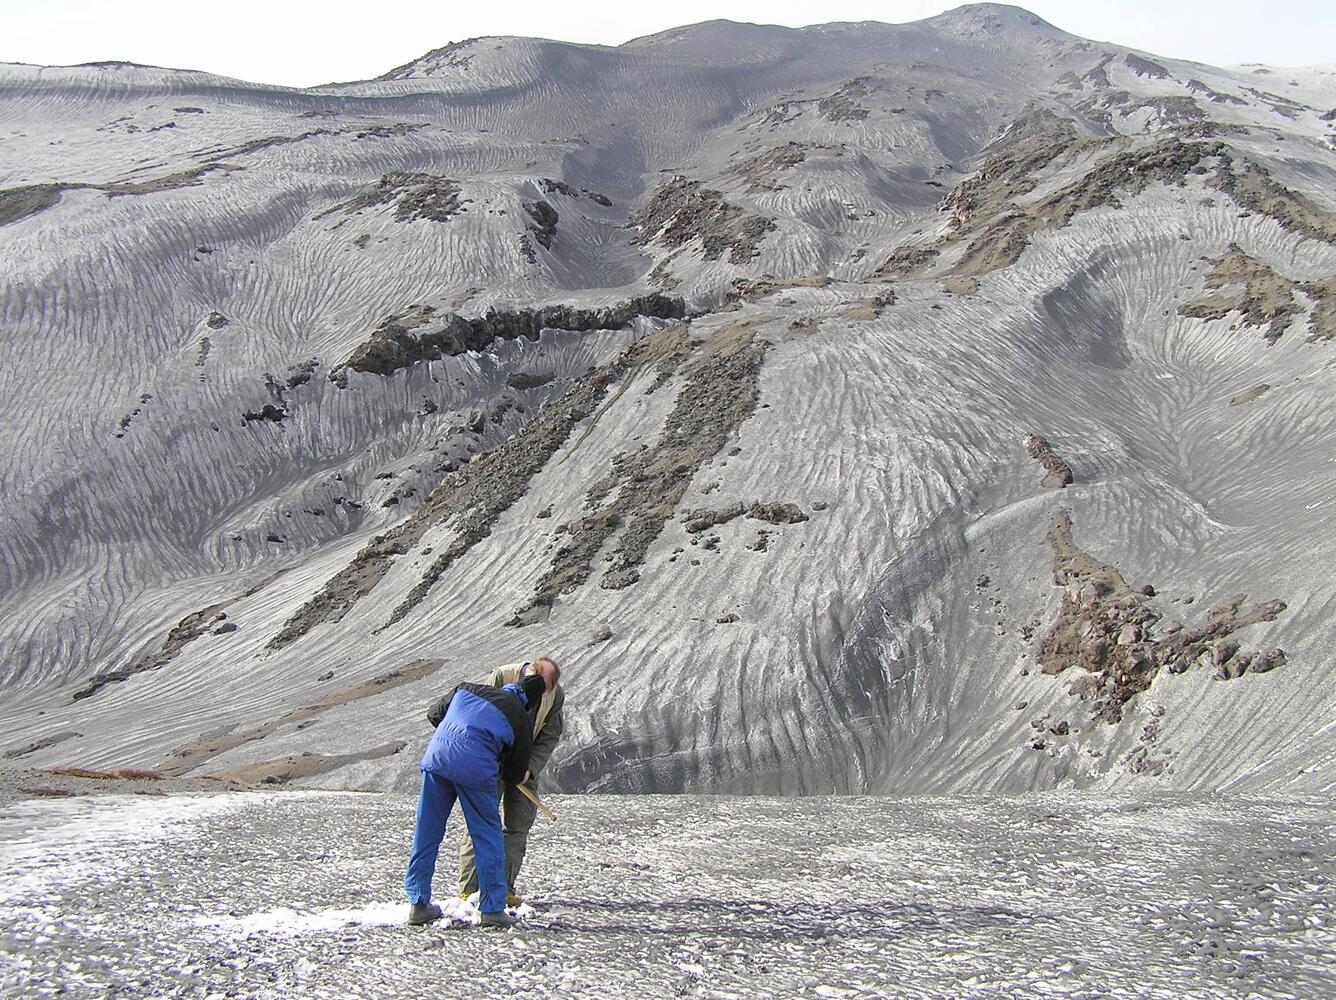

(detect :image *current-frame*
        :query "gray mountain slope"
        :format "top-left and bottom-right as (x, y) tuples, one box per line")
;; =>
(1, 4), (1334, 795)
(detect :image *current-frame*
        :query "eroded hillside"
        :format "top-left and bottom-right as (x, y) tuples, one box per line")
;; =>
(1, 4), (1334, 795)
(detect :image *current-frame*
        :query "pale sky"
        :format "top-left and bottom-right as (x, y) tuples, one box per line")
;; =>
(1, 1), (1330, 88)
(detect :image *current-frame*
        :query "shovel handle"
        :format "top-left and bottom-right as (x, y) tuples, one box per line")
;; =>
(514, 781), (557, 822)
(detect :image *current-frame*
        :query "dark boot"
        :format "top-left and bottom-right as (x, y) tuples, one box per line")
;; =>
(407, 901), (444, 926)
(479, 910), (518, 928)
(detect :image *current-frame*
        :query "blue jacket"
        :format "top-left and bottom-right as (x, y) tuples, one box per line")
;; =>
(421, 682), (534, 789)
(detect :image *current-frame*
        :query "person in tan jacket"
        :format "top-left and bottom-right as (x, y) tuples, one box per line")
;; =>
(458, 656), (563, 905)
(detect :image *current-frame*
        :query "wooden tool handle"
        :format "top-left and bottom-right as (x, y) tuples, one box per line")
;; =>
(515, 781), (557, 822)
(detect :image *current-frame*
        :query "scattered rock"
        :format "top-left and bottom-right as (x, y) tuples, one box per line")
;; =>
(747, 502), (808, 525)
(1249, 648), (1288, 674)
(716, 613), (740, 624)
(242, 403), (286, 424)
(683, 504), (746, 534)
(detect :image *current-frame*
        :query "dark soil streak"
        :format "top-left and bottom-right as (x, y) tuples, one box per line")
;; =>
(72, 570), (290, 702)
(267, 326), (693, 648)
(508, 323), (768, 625)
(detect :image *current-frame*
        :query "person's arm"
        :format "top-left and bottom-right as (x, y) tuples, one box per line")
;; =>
(526, 686), (565, 778)
(500, 708), (533, 785)
(426, 688), (457, 728)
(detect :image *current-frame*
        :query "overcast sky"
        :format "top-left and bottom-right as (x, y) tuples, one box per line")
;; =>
(1, 1), (1331, 87)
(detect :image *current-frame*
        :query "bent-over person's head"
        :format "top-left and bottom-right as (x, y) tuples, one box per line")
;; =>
(527, 655), (560, 692)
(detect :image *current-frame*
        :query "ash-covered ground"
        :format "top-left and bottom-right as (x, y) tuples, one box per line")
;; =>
(1, 789), (1331, 999)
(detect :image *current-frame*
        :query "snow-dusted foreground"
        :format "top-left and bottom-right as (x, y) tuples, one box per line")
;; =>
(0, 791), (1331, 998)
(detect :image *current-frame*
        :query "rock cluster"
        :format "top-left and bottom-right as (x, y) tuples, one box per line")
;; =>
(1036, 512), (1287, 723)
(1179, 244), (1335, 344)
(630, 176), (775, 263)
(339, 294), (687, 380)
(322, 171), (463, 223)
(1024, 433), (1074, 488)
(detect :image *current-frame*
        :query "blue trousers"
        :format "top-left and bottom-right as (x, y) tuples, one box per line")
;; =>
(405, 770), (508, 913)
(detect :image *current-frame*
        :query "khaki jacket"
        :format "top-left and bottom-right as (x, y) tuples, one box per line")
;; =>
(487, 662), (564, 778)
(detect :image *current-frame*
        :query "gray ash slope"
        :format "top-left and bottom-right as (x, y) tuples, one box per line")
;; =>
(1, 4), (1334, 795)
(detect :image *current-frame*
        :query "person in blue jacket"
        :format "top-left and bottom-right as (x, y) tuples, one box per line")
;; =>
(405, 673), (547, 927)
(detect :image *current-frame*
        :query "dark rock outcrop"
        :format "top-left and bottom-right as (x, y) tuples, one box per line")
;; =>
(525, 199), (558, 248)
(1036, 511), (1286, 723)
(1024, 433), (1074, 488)
(630, 176), (775, 263)
(339, 294), (687, 379)
(321, 172), (463, 223)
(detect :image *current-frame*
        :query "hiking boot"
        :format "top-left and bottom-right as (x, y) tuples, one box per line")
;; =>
(506, 893), (524, 908)
(407, 901), (444, 926)
(479, 910), (519, 928)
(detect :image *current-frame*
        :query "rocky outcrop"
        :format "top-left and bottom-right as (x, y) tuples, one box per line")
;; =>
(1024, 433), (1074, 488)
(872, 113), (1224, 281)
(1125, 54), (1170, 79)
(0, 184), (76, 227)
(1211, 161), (1336, 245)
(870, 245), (940, 280)
(939, 109), (1082, 231)
(1036, 512), (1287, 723)
(1179, 245), (1336, 344)
(727, 143), (810, 193)
(320, 171), (463, 223)
(525, 199), (558, 248)
(338, 294), (687, 380)
(954, 138), (1225, 276)
(818, 78), (872, 121)
(630, 176), (775, 263)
